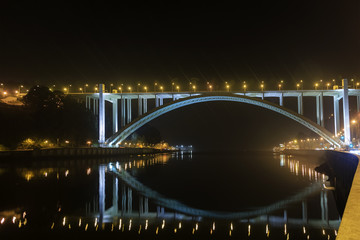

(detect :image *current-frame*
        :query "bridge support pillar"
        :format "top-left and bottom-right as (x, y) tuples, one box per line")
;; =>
(139, 196), (144, 216)
(113, 175), (118, 215)
(144, 197), (148, 214)
(143, 98), (148, 114)
(343, 79), (351, 145)
(121, 184), (126, 215)
(334, 96), (340, 136)
(86, 96), (89, 110)
(127, 98), (132, 124)
(121, 98), (126, 128)
(316, 93), (324, 127)
(302, 200), (308, 223)
(98, 84), (105, 145)
(99, 165), (105, 224)
(92, 98), (96, 114)
(159, 97), (164, 106)
(297, 94), (303, 115)
(112, 99), (118, 134)
(155, 95), (159, 107)
(138, 96), (142, 116)
(279, 93), (283, 106)
(127, 188), (132, 214)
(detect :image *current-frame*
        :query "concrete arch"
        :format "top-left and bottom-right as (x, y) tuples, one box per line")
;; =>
(105, 93), (343, 147)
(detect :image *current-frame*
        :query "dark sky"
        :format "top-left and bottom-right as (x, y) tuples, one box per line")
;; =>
(1, 1), (360, 89)
(1, 2), (359, 150)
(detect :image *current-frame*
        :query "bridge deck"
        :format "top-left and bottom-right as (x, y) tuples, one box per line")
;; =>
(336, 154), (360, 239)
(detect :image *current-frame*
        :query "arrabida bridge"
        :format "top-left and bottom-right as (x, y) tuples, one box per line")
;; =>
(73, 79), (358, 148)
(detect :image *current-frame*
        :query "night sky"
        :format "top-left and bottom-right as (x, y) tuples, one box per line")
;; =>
(1, 2), (359, 150)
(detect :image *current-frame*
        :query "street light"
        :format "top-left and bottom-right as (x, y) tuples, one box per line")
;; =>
(154, 82), (158, 92)
(278, 84), (282, 90)
(357, 82), (360, 89)
(260, 83), (264, 91)
(314, 83), (319, 90)
(226, 85), (230, 92)
(110, 83), (114, 93)
(128, 86), (132, 93)
(85, 84), (88, 93)
(326, 83), (330, 90)
(19, 85), (24, 93)
(79, 87), (83, 93)
(296, 83), (300, 90)
(176, 86), (180, 92)
(243, 84), (247, 92)
(192, 85), (196, 92)
(209, 85), (212, 92)
(160, 86), (163, 92)
(144, 86), (148, 92)
(137, 83), (140, 92)
(63, 87), (68, 94)
(171, 82), (175, 92)
(118, 87), (122, 93)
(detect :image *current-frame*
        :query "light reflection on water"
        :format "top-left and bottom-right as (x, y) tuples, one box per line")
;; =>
(0, 151), (341, 239)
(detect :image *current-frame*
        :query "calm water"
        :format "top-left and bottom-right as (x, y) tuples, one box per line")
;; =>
(0, 151), (341, 239)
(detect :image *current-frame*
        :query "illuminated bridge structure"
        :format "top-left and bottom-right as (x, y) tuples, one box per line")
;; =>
(93, 162), (339, 229)
(75, 79), (357, 147)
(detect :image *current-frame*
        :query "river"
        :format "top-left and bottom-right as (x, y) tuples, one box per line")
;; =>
(0, 151), (341, 239)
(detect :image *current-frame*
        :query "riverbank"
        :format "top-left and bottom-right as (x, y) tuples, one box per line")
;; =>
(0, 147), (177, 161)
(282, 149), (328, 157)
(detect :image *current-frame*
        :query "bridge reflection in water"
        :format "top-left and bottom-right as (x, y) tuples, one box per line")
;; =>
(55, 152), (339, 239)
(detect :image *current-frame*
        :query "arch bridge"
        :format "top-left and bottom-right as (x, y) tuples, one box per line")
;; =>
(76, 80), (357, 147)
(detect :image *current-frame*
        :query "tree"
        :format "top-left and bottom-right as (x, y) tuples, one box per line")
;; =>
(22, 85), (60, 111)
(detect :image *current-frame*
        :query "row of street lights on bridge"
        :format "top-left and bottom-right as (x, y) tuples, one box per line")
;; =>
(2, 79), (360, 96)
(56, 79), (355, 93)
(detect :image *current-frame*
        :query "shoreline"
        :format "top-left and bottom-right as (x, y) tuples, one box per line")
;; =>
(0, 147), (178, 161)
